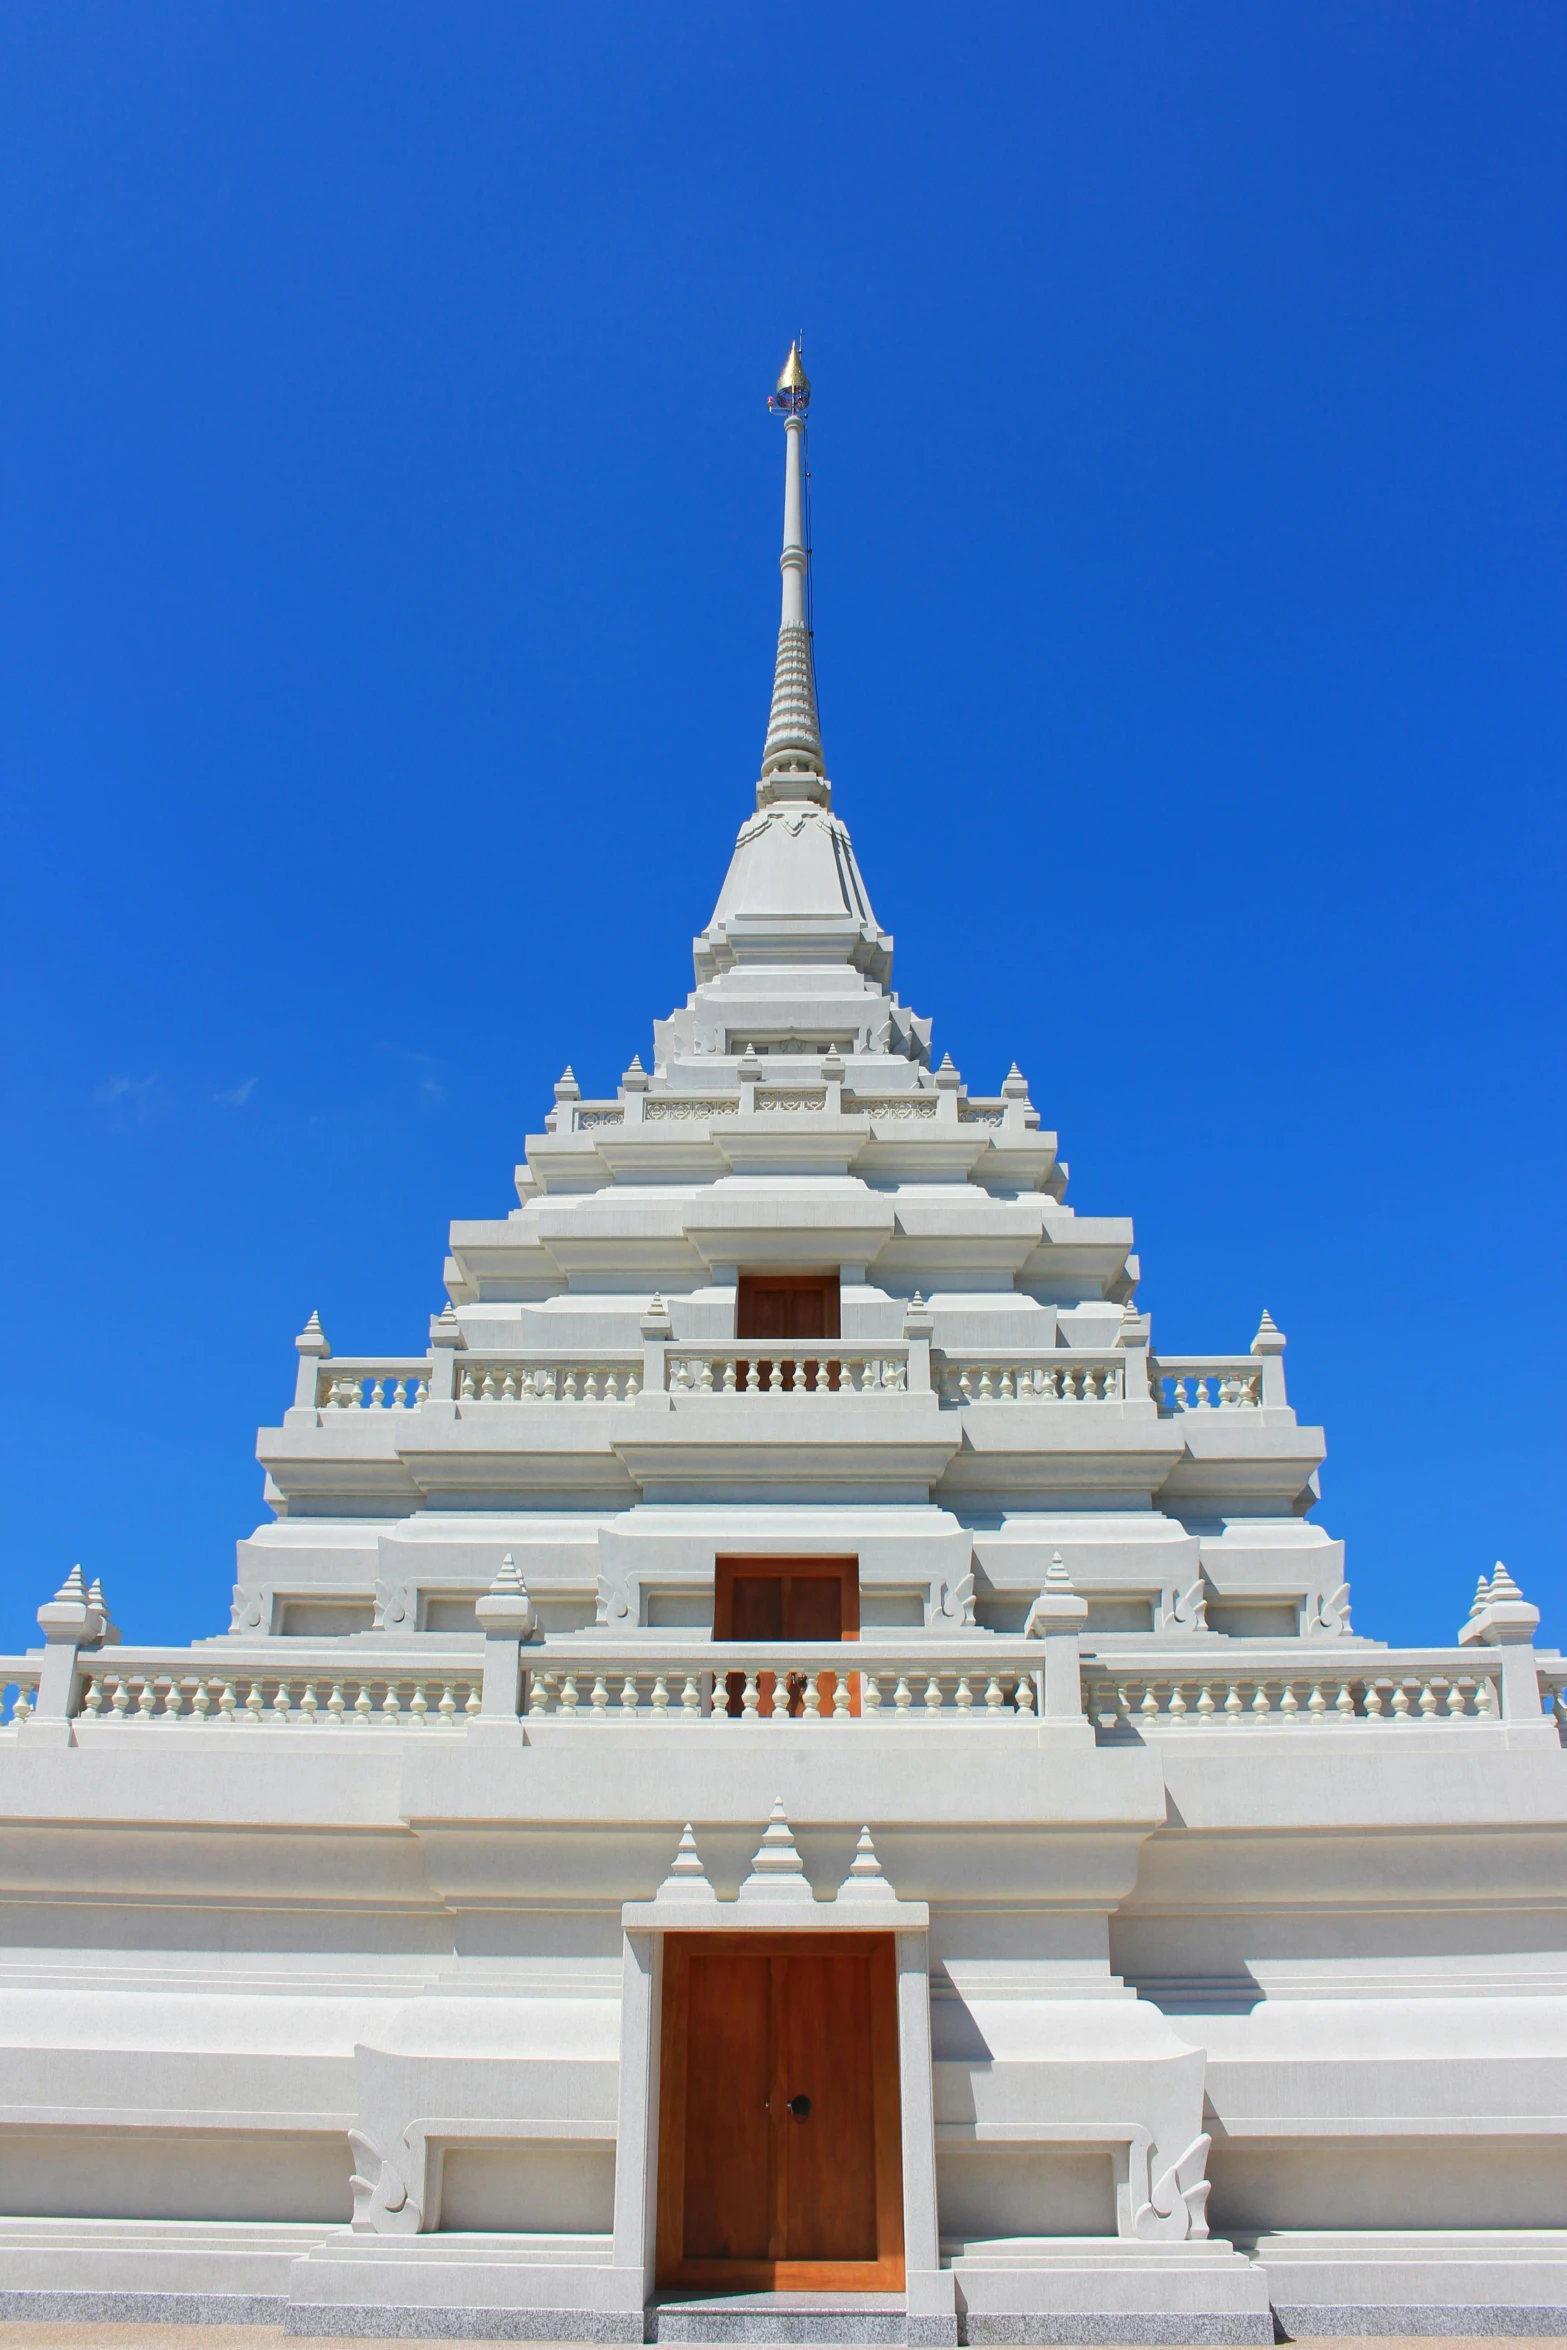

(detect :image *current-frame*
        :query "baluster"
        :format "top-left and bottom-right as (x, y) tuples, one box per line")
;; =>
(138, 1678), (158, 1719)
(1418, 1681), (1439, 1719)
(192, 1679), (213, 1721)
(381, 1682), (402, 1724)
(559, 1674), (580, 1716)
(369, 1377), (386, 1409)
(863, 1674), (883, 1715)
(1363, 1681), (1384, 1720)
(1167, 1682), (1188, 1725)
(218, 1681), (238, 1722)
(977, 1368), (994, 1402)
(892, 1675), (914, 1714)
(163, 1677), (185, 1719)
(1224, 1683), (1244, 1725)
(1140, 1683), (1160, 1725)
(1474, 1675), (1496, 1717)
(746, 1360), (762, 1394)
(999, 1368), (1015, 1400)
(583, 1369), (601, 1402)
(723, 1358), (738, 1394)
(82, 1675), (103, 1716)
(625, 1369), (640, 1398)
(620, 1674), (640, 1715)
(350, 1681), (373, 1725)
(1250, 1681), (1272, 1722)
(1279, 1682), (1300, 1724)
(958, 1368), (974, 1402)
(803, 1677), (822, 1721)
(270, 1680), (291, 1723)
(588, 1675), (610, 1717)
(1014, 1673), (1037, 1717)
(955, 1676), (975, 1714)
(770, 1666), (794, 1723)
(563, 1370), (579, 1402)
(832, 1675), (852, 1720)
(983, 1676), (1006, 1719)
(409, 1682), (428, 1724)
(1335, 1680), (1356, 1719)
(108, 1677), (130, 1716)
(741, 1673), (760, 1723)
(709, 1672), (731, 1723)
(651, 1675), (670, 1716)
(439, 1683), (459, 1722)
(501, 1366), (520, 1402)
(768, 1359), (784, 1393)
(527, 1674), (552, 1717)
(1391, 1682), (1411, 1721)
(464, 1684), (482, 1718)
(299, 1682), (319, 1722)
(12, 1683), (34, 1725)
(923, 1675), (944, 1716)
(241, 1681), (263, 1722)
(326, 1682), (346, 1724)
(1446, 1681), (1466, 1718)
(459, 1368), (477, 1400)
(1195, 1683), (1216, 1723)
(681, 1675), (702, 1718)
(1172, 1377), (1188, 1411)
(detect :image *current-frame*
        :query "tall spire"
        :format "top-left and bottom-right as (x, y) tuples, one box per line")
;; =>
(759, 342), (829, 809)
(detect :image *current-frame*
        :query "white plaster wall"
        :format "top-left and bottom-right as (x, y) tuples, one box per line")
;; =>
(937, 2145), (1117, 2238)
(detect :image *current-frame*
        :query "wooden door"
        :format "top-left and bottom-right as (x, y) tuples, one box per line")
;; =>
(656, 1933), (903, 2291)
(734, 1274), (840, 1392)
(714, 1557), (858, 1718)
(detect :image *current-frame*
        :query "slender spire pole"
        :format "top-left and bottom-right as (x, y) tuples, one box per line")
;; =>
(759, 342), (829, 808)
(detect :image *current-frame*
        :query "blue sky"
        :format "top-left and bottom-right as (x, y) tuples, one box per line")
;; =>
(0, 1), (1561, 1652)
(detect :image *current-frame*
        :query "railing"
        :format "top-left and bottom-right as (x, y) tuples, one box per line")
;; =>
(1085, 1654), (1505, 1730)
(76, 1659), (482, 1725)
(938, 1354), (1124, 1403)
(317, 1357), (432, 1410)
(1539, 1659), (1567, 1736)
(457, 1358), (642, 1403)
(0, 1665), (40, 1725)
(1150, 1357), (1263, 1411)
(520, 1643), (1039, 1723)
(666, 1348), (909, 1396)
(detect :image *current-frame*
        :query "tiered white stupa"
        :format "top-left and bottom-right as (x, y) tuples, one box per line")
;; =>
(0, 348), (1562, 2348)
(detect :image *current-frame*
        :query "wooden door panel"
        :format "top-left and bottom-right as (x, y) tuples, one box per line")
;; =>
(656, 1933), (904, 2293)
(682, 1953), (772, 2260)
(779, 1951), (878, 2261)
(735, 1275), (841, 1342)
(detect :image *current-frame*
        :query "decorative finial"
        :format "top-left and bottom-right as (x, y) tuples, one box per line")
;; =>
(835, 1825), (897, 1904)
(738, 1798), (814, 1903)
(1469, 1571), (1492, 1618)
(1487, 1560), (1523, 1603)
(52, 1565), (88, 1605)
(658, 1823), (719, 1905)
(1251, 1308), (1286, 1354)
(758, 345), (827, 809)
(769, 340), (811, 414)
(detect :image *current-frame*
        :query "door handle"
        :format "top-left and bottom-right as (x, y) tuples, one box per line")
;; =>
(788, 2094), (812, 2120)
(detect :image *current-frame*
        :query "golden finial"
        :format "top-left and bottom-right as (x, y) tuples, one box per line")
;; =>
(770, 340), (811, 414)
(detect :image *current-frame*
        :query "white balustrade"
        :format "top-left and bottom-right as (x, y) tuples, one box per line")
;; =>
(1087, 1665), (1503, 1730)
(75, 1665), (482, 1726)
(1151, 1358), (1263, 1412)
(457, 1359), (642, 1403)
(665, 1349), (908, 1396)
(319, 1359), (432, 1410)
(522, 1651), (1037, 1722)
(0, 1668), (41, 1726)
(939, 1356), (1124, 1404)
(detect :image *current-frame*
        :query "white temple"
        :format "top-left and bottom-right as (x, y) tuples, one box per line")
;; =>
(2, 346), (1564, 2346)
